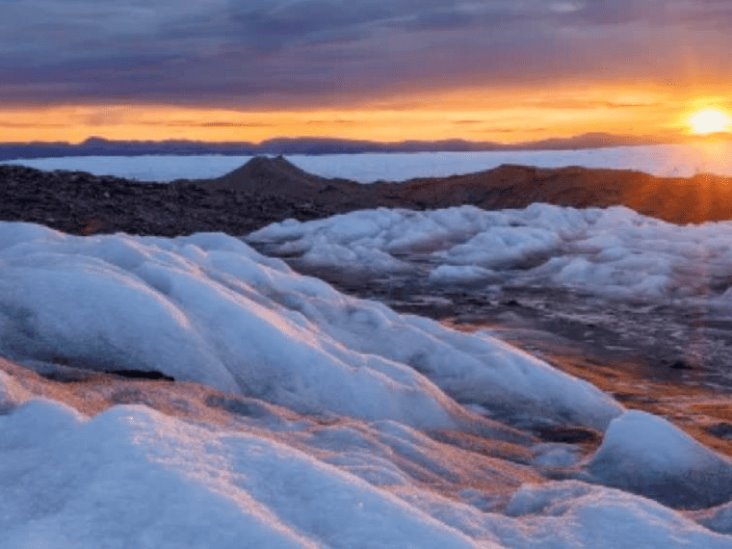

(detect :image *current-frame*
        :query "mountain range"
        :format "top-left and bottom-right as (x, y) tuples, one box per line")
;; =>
(0, 132), (697, 160)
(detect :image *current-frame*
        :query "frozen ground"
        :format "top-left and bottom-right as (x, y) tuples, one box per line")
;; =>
(0, 221), (731, 547)
(5, 142), (732, 182)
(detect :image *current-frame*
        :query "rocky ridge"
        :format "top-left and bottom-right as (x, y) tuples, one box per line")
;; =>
(2, 155), (732, 236)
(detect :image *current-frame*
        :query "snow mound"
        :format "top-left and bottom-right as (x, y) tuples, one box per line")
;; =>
(502, 480), (731, 548)
(250, 203), (732, 303)
(587, 410), (732, 508)
(0, 222), (621, 430)
(0, 399), (478, 548)
(1, 399), (728, 548)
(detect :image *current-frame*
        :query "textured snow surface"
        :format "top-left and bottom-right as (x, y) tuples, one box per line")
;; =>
(0, 222), (730, 547)
(0, 221), (621, 430)
(6, 142), (732, 182)
(250, 203), (732, 304)
(0, 400), (480, 549)
(587, 411), (732, 508)
(0, 395), (729, 549)
(696, 502), (732, 535)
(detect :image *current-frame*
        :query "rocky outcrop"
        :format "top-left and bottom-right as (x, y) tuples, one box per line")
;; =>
(2, 156), (732, 237)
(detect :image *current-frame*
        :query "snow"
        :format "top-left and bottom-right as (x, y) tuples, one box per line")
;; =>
(0, 221), (622, 431)
(586, 410), (732, 508)
(6, 154), (254, 183)
(0, 394), (729, 548)
(250, 203), (732, 304)
(0, 399), (478, 548)
(696, 502), (732, 535)
(531, 443), (582, 469)
(502, 481), (731, 548)
(5, 141), (732, 182)
(0, 221), (730, 547)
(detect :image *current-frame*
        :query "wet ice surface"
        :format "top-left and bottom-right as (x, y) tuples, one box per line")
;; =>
(249, 205), (732, 460)
(252, 243), (731, 381)
(263, 257), (732, 454)
(249, 204), (732, 392)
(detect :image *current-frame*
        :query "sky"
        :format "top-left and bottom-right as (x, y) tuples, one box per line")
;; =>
(1, 0), (731, 143)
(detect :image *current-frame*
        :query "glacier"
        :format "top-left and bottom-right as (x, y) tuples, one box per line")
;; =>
(5, 142), (732, 183)
(0, 220), (730, 547)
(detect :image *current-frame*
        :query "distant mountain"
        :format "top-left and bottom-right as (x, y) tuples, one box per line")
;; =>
(0, 138), (259, 161)
(0, 133), (700, 161)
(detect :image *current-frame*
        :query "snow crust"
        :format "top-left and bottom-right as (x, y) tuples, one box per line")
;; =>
(250, 204), (732, 304)
(587, 410), (732, 508)
(0, 222), (729, 547)
(0, 400), (478, 548)
(503, 481), (731, 548)
(1, 396), (729, 549)
(0, 221), (621, 430)
(6, 142), (732, 182)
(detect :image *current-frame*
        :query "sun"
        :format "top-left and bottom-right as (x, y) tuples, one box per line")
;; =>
(688, 108), (731, 135)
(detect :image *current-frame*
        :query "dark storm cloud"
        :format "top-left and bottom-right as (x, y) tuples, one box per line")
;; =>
(0, 0), (730, 107)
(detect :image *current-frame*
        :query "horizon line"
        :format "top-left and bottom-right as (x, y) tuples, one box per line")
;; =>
(2, 131), (730, 149)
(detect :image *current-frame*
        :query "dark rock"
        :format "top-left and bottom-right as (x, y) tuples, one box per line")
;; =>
(536, 426), (601, 444)
(111, 369), (175, 381)
(706, 422), (732, 440)
(4, 156), (732, 239)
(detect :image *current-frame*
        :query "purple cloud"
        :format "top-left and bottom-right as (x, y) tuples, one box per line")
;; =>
(0, 0), (729, 107)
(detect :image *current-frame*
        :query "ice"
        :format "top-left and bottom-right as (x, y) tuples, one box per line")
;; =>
(501, 481), (731, 548)
(696, 502), (732, 535)
(1, 220), (730, 547)
(0, 394), (728, 548)
(251, 203), (732, 304)
(429, 264), (499, 284)
(531, 443), (582, 469)
(0, 221), (621, 430)
(587, 410), (732, 508)
(0, 399), (478, 549)
(5, 155), (256, 183)
(6, 142), (732, 182)
(289, 145), (732, 182)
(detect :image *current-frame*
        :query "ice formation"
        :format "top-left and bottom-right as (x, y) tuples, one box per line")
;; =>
(6, 142), (732, 182)
(0, 221), (622, 430)
(251, 203), (732, 305)
(0, 221), (729, 547)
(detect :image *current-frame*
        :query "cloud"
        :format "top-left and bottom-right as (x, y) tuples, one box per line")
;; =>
(0, 121), (67, 128)
(0, 0), (730, 108)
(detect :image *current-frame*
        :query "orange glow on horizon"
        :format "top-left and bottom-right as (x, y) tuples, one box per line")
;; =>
(1, 85), (730, 144)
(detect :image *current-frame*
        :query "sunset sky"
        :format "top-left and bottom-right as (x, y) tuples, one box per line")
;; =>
(2, 0), (731, 144)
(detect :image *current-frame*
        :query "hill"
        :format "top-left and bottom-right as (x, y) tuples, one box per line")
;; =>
(1, 156), (732, 236)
